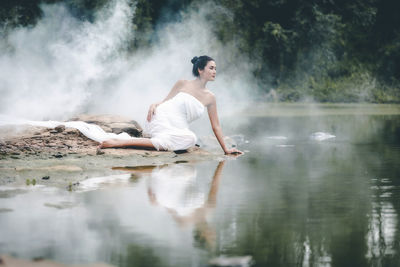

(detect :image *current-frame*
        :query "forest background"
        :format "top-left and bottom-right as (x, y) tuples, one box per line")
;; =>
(1, 0), (400, 103)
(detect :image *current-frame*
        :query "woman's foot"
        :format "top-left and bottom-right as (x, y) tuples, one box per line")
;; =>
(98, 139), (122, 148)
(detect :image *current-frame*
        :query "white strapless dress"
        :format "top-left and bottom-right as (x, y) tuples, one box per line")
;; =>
(145, 92), (205, 151)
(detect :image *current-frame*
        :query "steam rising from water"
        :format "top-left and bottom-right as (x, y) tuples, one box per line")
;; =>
(0, 0), (256, 126)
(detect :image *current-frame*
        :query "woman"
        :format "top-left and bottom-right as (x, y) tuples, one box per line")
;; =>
(100, 55), (242, 155)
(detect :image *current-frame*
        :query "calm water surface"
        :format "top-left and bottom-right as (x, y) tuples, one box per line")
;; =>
(1, 105), (400, 267)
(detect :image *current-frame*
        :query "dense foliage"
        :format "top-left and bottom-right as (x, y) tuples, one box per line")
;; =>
(1, 0), (400, 102)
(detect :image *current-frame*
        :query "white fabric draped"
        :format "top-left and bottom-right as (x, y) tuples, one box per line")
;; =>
(0, 115), (132, 143)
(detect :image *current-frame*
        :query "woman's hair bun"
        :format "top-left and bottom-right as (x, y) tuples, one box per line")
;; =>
(191, 56), (199, 64)
(191, 55), (214, 77)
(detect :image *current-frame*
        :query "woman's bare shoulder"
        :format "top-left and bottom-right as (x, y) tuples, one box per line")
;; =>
(204, 88), (215, 97)
(170, 80), (189, 94)
(204, 90), (216, 106)
(175, 79), (188, 87)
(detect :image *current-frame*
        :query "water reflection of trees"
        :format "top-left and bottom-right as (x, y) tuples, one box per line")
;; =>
(216, 129), (400, 266)
(219, 114), (400, 266)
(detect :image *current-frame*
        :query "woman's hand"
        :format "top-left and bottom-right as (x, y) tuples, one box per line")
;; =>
(147, 103), (159, 122)
(224, 148), (244, 155)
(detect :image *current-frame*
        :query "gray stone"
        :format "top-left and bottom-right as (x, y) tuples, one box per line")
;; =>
(55, 125), (65, 132)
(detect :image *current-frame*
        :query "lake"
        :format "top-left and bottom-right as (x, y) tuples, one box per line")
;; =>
(1, 103), (400, 266)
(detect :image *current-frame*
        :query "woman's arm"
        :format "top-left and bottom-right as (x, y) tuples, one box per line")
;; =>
(147, 80), (185, 121)
(207, 95), (243, 155)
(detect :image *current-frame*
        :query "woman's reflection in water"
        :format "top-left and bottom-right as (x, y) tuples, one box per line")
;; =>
(149, 161), (225, 249)
(114, 161), (226, 249)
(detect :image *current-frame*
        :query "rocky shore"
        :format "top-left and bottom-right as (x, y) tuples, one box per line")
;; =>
(0, 114), (226, 188)
(0, 114), (145, 159)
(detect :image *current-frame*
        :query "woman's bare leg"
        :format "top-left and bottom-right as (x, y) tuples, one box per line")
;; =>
(99, 138), (156, 149)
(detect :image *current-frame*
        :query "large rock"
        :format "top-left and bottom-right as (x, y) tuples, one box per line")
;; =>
(70, 114), (143, 137)
(0, 114), (144, 158)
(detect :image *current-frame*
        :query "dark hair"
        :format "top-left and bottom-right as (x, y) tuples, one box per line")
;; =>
(191, 55), (214, 77)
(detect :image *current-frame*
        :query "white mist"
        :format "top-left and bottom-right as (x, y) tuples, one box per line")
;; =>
(0, 0), (257, 130)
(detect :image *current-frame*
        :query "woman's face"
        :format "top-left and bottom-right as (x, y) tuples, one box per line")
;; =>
(199, 60), (216, 81)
